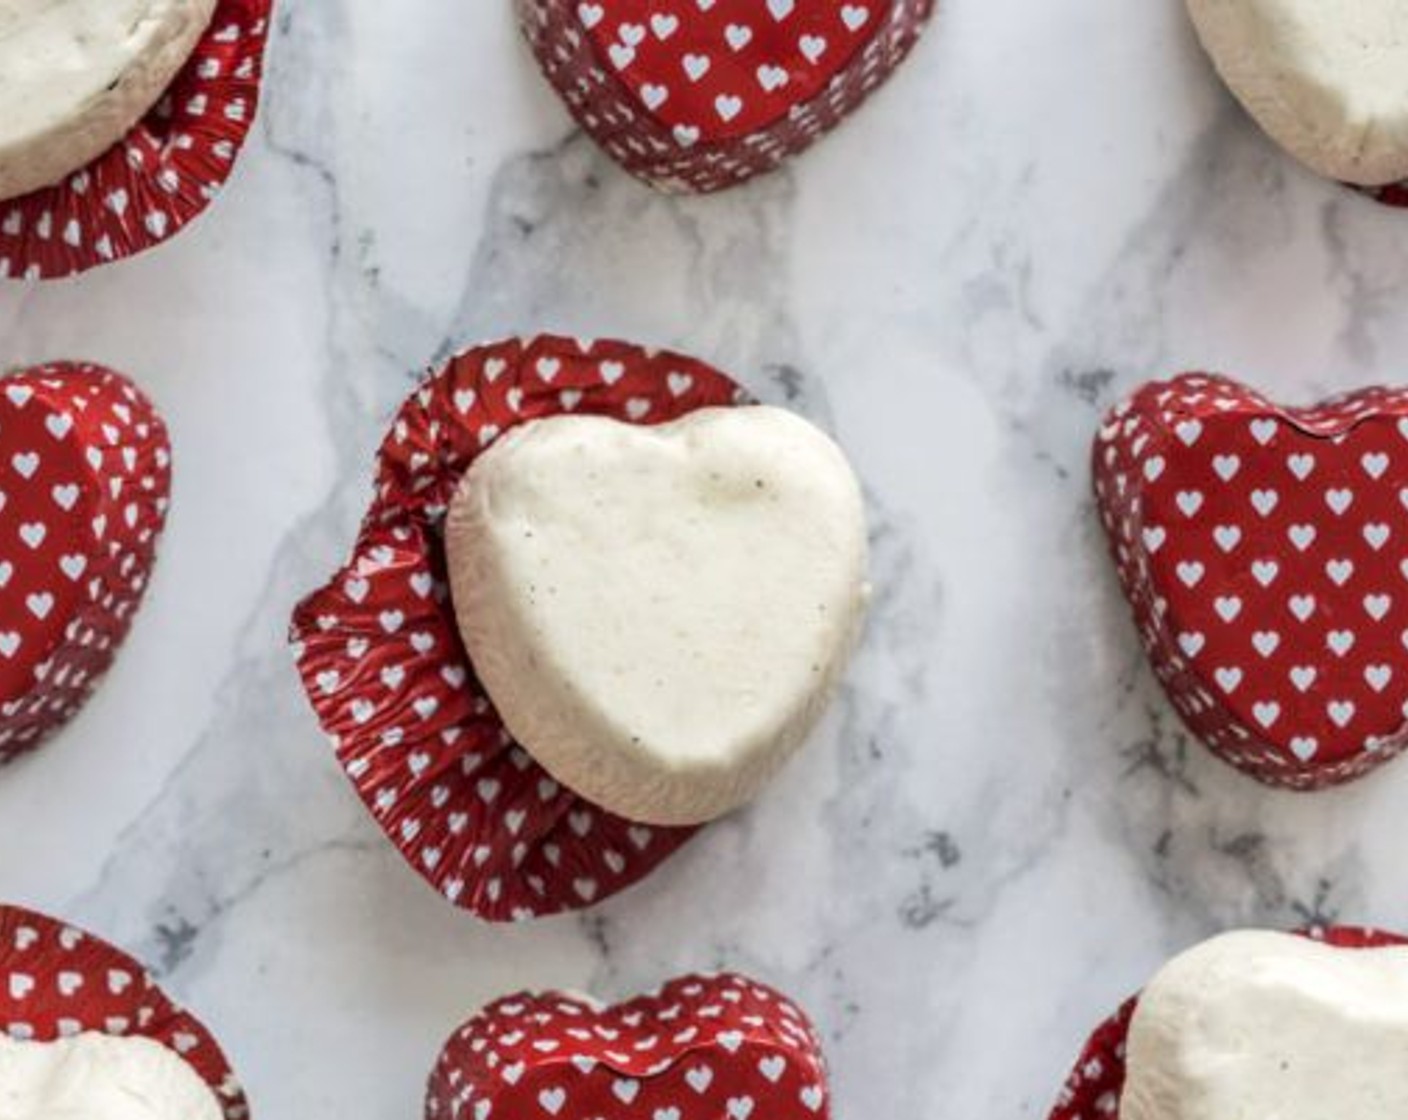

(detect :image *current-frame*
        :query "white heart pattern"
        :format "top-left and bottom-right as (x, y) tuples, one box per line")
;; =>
(515, 0), (935, 192)
(426, 974), (830, 1120)
(1094, 373), (1408, 789)
(0, 904), (247, 1119)
(289, 336), (753, 921)
(0, 0), (269, 281)
(0, 364), (170, 765)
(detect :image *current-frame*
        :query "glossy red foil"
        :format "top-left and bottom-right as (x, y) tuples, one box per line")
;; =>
(516, 0), (935, 192)
(0, 0), (272, 280)
(290, 335), (750, 921)
(1094, 373), (1408, 789)
(0, 363), (171, 764)
(0, 903), (248, 1118)
(1359, 181), (1408, 208)
(426, 972), (830, 1120)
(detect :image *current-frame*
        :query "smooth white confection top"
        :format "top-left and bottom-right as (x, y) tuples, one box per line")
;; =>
(1187, 0), (1408, 185)
(445, 404), (870, 827)
(0, 1031), (224, 1120)
(0, 0), (218, 202)
(1121, 930), (1408, 1120)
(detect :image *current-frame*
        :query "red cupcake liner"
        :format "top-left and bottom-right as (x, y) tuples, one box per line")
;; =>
(1357, 181), (1408, 208)
(1048, 925), (1406, 1120)
(290, 336), (752, 921)
(426, 972), (830, 1120)
(0, 363), (171, 765)
(0, 903), (247, 1118)
(516, 0), (935, 193)
(1093, 373), (1408, 790)
(0, 0), (271, 281)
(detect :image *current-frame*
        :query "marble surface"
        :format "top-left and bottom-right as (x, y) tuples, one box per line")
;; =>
(3, 2), (1408, 1117)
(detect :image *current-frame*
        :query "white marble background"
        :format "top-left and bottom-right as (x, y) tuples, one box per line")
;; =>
(4, 1), (1408, 1117)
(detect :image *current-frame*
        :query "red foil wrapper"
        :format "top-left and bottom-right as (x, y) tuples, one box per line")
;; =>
(1048, 925), (1406, 1120)
(1094, 374), (1408, 790)
(0, 363), (171, 765)
(0, 0), (271, 281)
(290, 336), (752, 921)
(426, 972), (830, 1120)
(0, 903), (248, 1118)
(516, 0), (935, 193)
(1358, 181), (1408, 208)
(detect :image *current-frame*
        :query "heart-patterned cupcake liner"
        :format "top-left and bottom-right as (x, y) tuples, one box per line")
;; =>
(426, 972), (830, 1120)
(290, 336), (751, 921)
(0, 363), (171, 766)
(1047, 925), (1405, 1120)
(0, 0), (271, 282)
(516, 0), (935, 193)
(1094, 374), (1408, 790)
(0, 903), (248, 1118)
(1359, 181), (1408, 208)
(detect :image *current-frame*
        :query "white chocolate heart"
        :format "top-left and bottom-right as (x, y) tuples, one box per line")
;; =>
(0, 0), (217, 201)
(1123, 930), (1408, 1120)
(1187, 0), (1408, 186)
(445, 405), (869, 826)
(0, 1032), (222, 1119)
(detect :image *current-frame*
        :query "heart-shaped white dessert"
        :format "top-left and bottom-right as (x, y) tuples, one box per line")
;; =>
(0, 1033), (222, 1120)
(1122, 930), (1408, 1120)
(0, 0), (219, 201)
(444, 405), (869, 827)
(1186, 0), (1408, 186)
